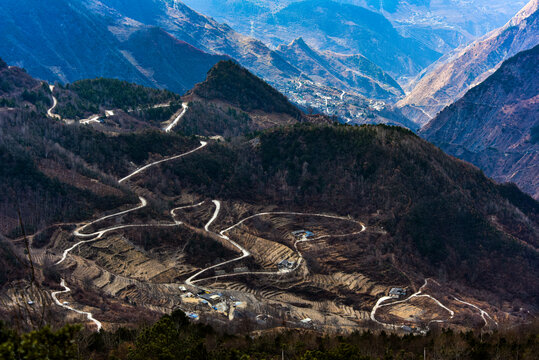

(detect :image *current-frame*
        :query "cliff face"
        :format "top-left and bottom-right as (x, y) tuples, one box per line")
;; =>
(421, 45), (539, 199)
(399, 0), (538, 125)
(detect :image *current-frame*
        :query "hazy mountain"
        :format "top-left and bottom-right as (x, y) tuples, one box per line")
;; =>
(421, 45), (539, 199)
(183, 1), (525, 56)
(276, 38), (404, 100)
(399, 0), (538, 125)
(95, 0), (416, 122)
(263, 0), (442, 80)
(357, 1), (527, 46)
(0, 0), (227, 94)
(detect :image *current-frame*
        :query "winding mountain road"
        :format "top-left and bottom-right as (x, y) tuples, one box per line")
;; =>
(51, 279), (102, 331)
(47, 85), (61, 120)
(52, 141), (208, 330)
(371, 279), (455, 331)
(453, 296), (498, 328)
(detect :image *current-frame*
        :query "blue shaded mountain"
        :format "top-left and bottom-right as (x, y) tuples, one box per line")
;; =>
(0, 0), (226, 94)
(421, 45), (539, 199)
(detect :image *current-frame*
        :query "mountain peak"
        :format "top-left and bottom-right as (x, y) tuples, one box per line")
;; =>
(188, 60), (302, 117)
(0, 57), (7, 69)
(291, 37), (308, 48)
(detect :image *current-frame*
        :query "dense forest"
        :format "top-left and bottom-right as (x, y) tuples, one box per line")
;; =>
(1, 311), (537, 359)
(55, 78), (182, 119)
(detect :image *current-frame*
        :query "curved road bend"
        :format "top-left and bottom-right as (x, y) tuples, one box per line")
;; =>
(371, 278), (455, 330)
(53, 142), (208, 329)
(164, 102), (189, 133)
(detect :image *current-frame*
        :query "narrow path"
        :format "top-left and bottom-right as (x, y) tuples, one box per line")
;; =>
(164, 102), (188, 133)
(119, 140), (206, 183)
(51, 279), (102, 331)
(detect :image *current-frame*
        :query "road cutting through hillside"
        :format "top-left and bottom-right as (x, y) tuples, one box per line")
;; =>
(119, 140), (206, 183)
(164, 102), (189, 132)
(52, 279), (102, 331)
(186, 202), (366, 286)
(453, 296), (498, 328)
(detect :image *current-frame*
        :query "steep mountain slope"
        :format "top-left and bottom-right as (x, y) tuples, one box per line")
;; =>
(399, 0), (539, 125)
(276, 38), (404, 100)
(0, 63), (201, 236)
(421, 45), (539, 199)
(0, 0), (226, 94)
(158, 124), (538, 307)
(180, 60), (329, 137)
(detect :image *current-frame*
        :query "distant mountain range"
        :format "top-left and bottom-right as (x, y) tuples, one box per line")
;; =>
(183, 0), (525, 55)
(399, 0), (538, 125)
(421, 45), (539, 199)
(248, 0), (442, 80)
(0, 0), (409, 124)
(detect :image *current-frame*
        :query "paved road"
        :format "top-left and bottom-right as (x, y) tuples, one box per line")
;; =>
(453, 296), (498, 328)
(370, 279), (455, 331)
(52, 141), (207, 330)
(47, 85), (61, 120)
(164, 102), (189, 132)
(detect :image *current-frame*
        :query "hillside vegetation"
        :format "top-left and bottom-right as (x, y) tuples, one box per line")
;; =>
(189, 61), (302, 118)
(153, 124), (538, 302)
(55, 78), (182, 119)
(2, 310), (538, 360)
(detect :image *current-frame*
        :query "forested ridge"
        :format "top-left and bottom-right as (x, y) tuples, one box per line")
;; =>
(1, 310), (537, 359)
(55, 78), (182, 120)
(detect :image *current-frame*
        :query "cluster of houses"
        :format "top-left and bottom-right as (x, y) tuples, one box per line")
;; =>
(179, 286), (246, 320)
